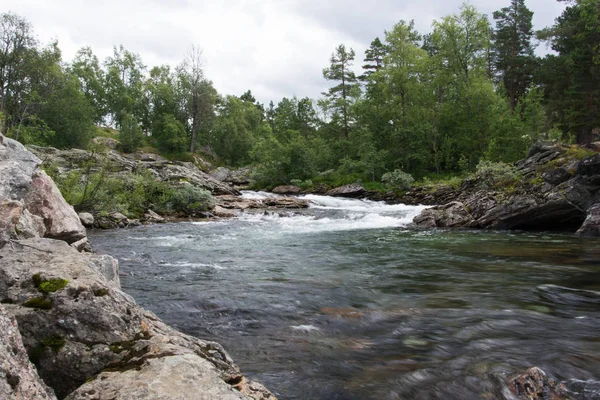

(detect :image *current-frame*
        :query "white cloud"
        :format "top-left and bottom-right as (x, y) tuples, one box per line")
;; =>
(1, 0), (566, 105)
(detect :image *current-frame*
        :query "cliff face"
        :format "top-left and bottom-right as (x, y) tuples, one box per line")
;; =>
(411, 144), (600, 236)
(0, 134), (276, 399)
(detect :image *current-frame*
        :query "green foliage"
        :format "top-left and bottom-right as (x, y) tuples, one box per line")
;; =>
(381, 169), (415, 190)
(152, 113), (188, 153)
(162, 183), (215, 214)
(474, 160), (522, 188)
(41, 335), (66, 352)
(118, 113), (144, 153)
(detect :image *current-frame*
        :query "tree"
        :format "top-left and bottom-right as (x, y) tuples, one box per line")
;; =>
(119, 113), (143, 153)
(179, 46), (206, 153)
(539, 0), (600, 144)
(322, 44), (360, 138)
(360, 37), (388, 81)
(152, 113), (187, 153)
(104, 45), (146, 128)
(0, 12), (37, 133)
(493, 0), (537, 111)
(71, 46), (107, 123)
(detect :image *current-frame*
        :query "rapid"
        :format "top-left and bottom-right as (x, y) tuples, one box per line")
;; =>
(89, 192), (600, 399)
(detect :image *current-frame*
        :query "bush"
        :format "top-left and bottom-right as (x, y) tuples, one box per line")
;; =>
(381, 169), (414, 191)
(474, 160), (522, 188)
(163, 183), (215, 214)
(119, 114), (144, 153)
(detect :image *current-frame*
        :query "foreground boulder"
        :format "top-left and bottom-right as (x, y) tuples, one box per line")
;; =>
(412, 144), (600, 235)
(0, 305), (57, 400)
(0, 135), (87, 248)
(0, 238), (275, 400)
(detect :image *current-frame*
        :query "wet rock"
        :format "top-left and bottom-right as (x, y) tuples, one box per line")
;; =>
(326, 184), (366, 198)
(0, 305), (57, 400)
(272, 185), (302, 195)
(576, 203), (600, 237)
(508, 367), (567, 400)
(0, 238), (275, 399)
(94, 212), (134, 229)
(141, 209), (165, 224)
(213, 206), (237, 218)
(78, 212), (94, 227)
(262, 197), (309, 209)
(412, 201), (477, 228)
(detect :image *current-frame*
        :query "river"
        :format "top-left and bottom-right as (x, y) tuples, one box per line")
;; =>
(88, 192), (600, 399)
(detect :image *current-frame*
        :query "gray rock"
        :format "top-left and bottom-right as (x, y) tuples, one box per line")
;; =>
(412, 145), (600, 234)
(141, 209), (165, 224)
(576, 203), (600, 237)
(0, 305), (57, 400)
(412, 201), (477, 228)
(23, 171), (86, 244)
(0, 238), (275, 399)
(0, 134), (42, 201)
(272, 185), (302, 195)
(326, 184), (366, 198)
(78, 213), (94, 227)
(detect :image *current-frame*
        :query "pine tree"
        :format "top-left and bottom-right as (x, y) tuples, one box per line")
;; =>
(493, 0), (537, 111)
(361, 37), (387, 81)
(322, 44), (360, 138)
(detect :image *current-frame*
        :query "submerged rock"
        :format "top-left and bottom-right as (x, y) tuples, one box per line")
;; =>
(508, 367), (567, 399)
(0, 305), (57, 400)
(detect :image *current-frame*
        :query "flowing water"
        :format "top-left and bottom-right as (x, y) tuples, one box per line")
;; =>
(88, 192), (600, 399)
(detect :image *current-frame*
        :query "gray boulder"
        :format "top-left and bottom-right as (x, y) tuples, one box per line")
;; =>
(0, 238), (275, 400)
(326, 184), (366, 198)
(0, 305), (57, 400)
(412, 201), (478, 229)
(576, 203), (600, 237)
(0, 134), (87, 248)
(78, 213), (94, 227)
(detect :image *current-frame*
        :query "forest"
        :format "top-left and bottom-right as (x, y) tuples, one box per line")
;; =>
(0, 0), (598, 189)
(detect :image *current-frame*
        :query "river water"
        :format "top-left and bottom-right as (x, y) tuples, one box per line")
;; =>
(88, 192), (600, 400)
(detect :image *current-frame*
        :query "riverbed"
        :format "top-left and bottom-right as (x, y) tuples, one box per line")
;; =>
(89, 192), (600, 399)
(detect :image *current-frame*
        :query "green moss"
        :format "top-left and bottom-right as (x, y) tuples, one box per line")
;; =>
(94, 288), (109, 297)
(38, 279), (68, 294)
(23, 297), (52, 309)
(41, 335), (66, 352)
(32, 274), (69, 293)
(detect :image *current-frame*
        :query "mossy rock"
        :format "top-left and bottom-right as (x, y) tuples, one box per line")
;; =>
(23, 297), (52, 309)
(32, 274), (69, 293)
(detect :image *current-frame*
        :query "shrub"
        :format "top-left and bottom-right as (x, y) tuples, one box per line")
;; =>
(163, 184), (215, 214)
(381, 169), (415, 191)
(474, 160), (522, 188)
(118, 114), (144, 153)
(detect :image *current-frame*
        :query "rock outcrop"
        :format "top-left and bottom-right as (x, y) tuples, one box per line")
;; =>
(28, 146), (239, 196)
(209, 166), (253, 189)
(0, 305), (57, 400)
(0, 135), (87, 249)
(412, 144), (600, 235)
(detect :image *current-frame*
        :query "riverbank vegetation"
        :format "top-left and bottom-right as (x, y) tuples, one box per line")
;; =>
(1, 0), (598, 193)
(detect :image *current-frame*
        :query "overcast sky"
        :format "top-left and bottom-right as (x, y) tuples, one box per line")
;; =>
(3, 0), (566, 105)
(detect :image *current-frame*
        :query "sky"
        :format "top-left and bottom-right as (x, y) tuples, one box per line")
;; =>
(2, 0), (567, 105)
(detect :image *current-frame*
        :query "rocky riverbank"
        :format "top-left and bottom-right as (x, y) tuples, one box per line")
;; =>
(0, 133), (276, 399)
(409, 143), (600, 236)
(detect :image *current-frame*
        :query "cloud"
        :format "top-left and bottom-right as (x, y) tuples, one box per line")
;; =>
(1, 0), (567, 105)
